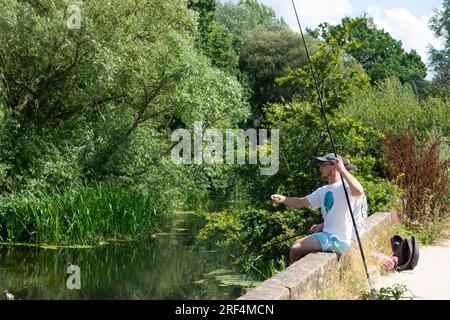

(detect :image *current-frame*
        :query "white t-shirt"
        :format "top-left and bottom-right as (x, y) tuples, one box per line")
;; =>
(306, 180), (368, 243)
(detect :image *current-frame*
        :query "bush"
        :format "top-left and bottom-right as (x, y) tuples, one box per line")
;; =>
(342, 77), (450, 139)
(360, 179), (402, 214)
(382, 133), (450, 244)
(196, 205), (321, 279)
(360, 284), (410, 300)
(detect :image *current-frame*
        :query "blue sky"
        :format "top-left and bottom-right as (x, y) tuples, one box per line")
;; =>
(222, 1), (445, 77)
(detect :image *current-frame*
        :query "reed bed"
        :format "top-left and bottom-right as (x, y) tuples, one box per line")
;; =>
(0, 185), (163, 246)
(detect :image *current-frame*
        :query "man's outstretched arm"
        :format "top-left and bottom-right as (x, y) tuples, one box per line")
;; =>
(271, 194), (310, 209)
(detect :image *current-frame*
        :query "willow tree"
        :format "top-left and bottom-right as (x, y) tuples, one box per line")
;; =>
(0, 0), (249, 191)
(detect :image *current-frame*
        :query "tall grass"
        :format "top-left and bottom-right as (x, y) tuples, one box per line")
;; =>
(0, 184), (164, 245)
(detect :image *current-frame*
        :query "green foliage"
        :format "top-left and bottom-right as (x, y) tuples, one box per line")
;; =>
(343, 77), (450, 244)
(196, 104), (402, 275)
(0, 183), (164, 245)
(197, 206), (319, 278)
(215, 0), (287, 38)
(188, 0), (240, 74)
(391, 216), (450, 246)
(315, 16), (427, 85)
(0, 0), (251, 245)
(429, 0), (450, 97)
(430, 0), (450, 98)
(248, 101), (399, 214)
(268, 255), (287, 277)
(360, 284), (410, 300)
(214, 0), (296, 123)
(341, 77), (450, 139)
(277, 21), (370, 111)
(239, 26), (317, 119)
(0, 0), (249, 193)
(360, 179), (402, 214)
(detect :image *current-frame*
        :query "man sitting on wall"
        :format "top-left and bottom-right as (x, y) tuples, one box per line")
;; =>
(271, 153), (368, 264)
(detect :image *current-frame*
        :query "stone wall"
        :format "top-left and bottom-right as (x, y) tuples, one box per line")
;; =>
(238, 210), (398, 300)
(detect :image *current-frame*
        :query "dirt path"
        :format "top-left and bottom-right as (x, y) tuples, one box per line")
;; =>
(374, 239), (450, 300)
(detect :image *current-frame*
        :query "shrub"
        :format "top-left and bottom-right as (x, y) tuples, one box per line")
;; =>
(342, 77), (450, 139)
(382, 133), (450, 244)
(196, 205), (320, 279)
(360, 284), (410, 300)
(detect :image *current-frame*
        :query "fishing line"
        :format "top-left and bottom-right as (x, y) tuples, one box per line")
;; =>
(290, 0), (373, 291)
(262, 232), (307, 248)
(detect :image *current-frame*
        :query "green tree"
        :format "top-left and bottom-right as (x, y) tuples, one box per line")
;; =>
(238, 26), (317, 123)
(188, 0), (240, 74)
(215, 0), (287, 38)
(277, 20), (370, 111)
(429, 0), (450, 97)
(316, 17), (427, 86)
(0, 0), (250, 192)
(341, 77), (450, 139)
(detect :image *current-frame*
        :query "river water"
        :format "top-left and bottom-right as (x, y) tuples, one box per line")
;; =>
(0, 211), (258, 299)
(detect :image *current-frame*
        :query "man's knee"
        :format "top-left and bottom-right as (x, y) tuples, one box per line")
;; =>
(290, 237), (321, 263)
(291, 239), (303, 250)
(290, 242), (305, 260)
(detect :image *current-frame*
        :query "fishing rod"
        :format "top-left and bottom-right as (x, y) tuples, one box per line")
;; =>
(290, 0), (373, 291)
(262, 231), (307, 248)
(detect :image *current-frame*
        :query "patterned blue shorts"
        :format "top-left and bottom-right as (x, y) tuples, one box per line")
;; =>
(312, 231), (351, 254)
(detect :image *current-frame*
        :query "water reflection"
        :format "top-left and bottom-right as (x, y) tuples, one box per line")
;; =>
(0, 212), (251, 299)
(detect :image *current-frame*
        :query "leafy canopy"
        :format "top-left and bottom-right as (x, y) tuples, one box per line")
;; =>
(314, 16), (427, 85)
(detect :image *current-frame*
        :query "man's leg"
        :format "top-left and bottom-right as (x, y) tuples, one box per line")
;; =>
(290, 235), (322, 264)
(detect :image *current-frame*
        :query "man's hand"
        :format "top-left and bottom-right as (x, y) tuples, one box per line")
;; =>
(309, 224), (323, 234)
(330, 157), (346, 174)
(330, 157), (364, 197)
(271, 194), (286, 204)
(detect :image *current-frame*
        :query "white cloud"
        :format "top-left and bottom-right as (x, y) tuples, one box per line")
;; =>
(221, 1), (444, 79)
(370, 7), (444, 76)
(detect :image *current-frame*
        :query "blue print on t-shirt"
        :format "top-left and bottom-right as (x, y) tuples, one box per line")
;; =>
(324, 191), (334, 214)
